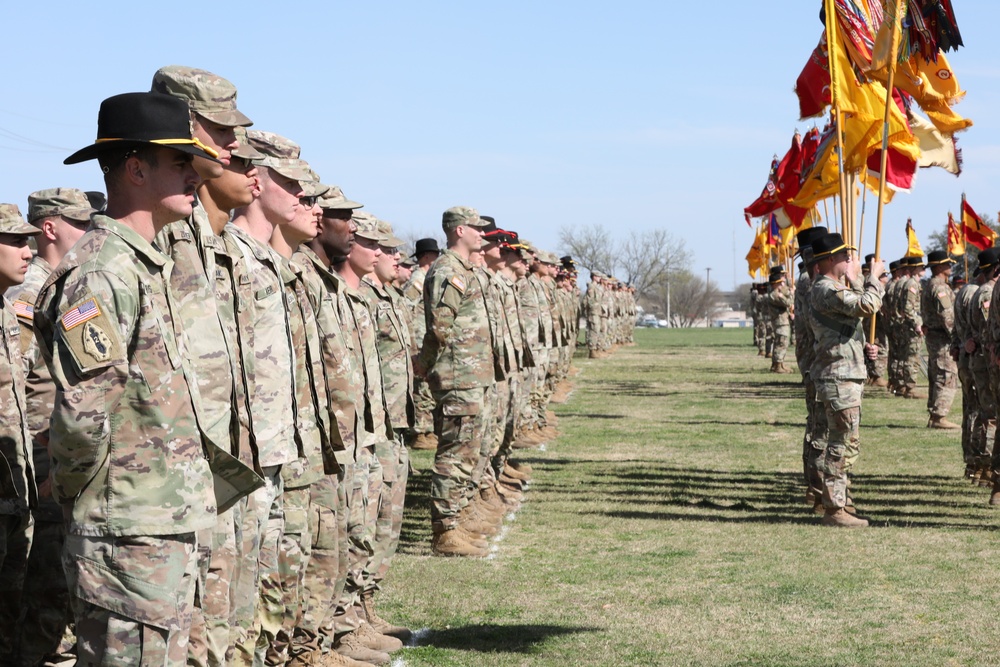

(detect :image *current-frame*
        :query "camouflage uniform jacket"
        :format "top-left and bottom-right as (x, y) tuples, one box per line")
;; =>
(968, 278), (996, 366)
(808, 273), (884, 381)
(360, 276), (415, 431)
(517, 276), (542, 353)
(921, 273), (955, 336)
(402, 266), (427, 353)
(793, 272), (816, 372)
(5, 257), (53, 520)
(899, 276), (924, 334)
(498, 272), (529, 369)
(419, 249), (495, 390)
(0, 297), (35, 515)
(226, 224), (298, 468)
(531, 275), (554, 349)
(766, 284), (794, 328)
(986, 278), (1000, 350)
(34, 215), (215, 535)
(344, 281), (392, 446)
(294, 247), (360, 467)
(953, 282), (980, 351)
(280, 257), (332, 489)
(473, 266), (509, 380)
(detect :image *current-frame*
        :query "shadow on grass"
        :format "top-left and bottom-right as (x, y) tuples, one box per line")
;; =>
(562, 462), (998, 532)
(419, 623), (598, 653)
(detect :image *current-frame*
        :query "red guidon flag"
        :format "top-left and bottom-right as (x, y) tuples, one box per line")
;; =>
(947, 213), (965, 256)
(962, 199), (995, 250)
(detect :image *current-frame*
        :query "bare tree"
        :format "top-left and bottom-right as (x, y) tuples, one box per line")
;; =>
(925, 213), (997, 281)
(652, 269), (722, 328)
(558, 224), (616, 276)
(618, 229), (691, 297)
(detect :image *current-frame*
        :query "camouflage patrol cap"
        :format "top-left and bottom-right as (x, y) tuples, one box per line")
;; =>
(353, 211), (387, 242)
(0, 204), (41, 236)
(231, 127), (264, 160)
(300, 166), (330, 199)
(247, 130), (313, 182)
(27, 188), (96, 224)
(375, 219), (405, 248)
(317, 185), (363, 211)
(442, 206), (486, 230)
(151, 66), (253, 127)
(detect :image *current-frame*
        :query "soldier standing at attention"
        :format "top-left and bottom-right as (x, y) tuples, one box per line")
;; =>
(402, 238), (441, 451)
(766, 265), (794, 374)
(7, 190), (94, 666)
(34, 92), (221, 665)
(807, 233), (884, 528)
(417, 206), (495, 557)
(0, 205), (41, 665)
(954, 267), (983, 478)
(966, 248), (1000, 487)
(921, 251), (960, 429)
(899, 256), (926, 399)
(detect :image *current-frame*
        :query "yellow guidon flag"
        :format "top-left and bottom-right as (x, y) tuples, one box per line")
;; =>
(904, 219), (924, 258)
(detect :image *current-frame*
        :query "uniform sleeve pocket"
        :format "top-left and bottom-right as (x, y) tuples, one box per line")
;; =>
(49, 386), (109, 502)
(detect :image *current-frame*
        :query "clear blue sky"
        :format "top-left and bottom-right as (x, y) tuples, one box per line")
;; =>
(2, 1), (996, 290)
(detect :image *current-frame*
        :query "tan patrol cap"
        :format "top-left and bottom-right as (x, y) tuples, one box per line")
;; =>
(151, 65), (253, 127)
(353, 211), (387, 243)
(442, 205), (486, 230)
(27, 188), (96, 224)
(376, 219), (405, 248)
(0, 204), (42, 236)
(247, 130), (313, 182)
(318, 185), (363, 211)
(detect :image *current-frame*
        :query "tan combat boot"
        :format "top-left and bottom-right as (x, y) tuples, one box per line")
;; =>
(321, 650), (375, 667)
(334, 630), (390, 665)
(508, 460), (533, 475)
(479, 485), (508, 514)
(361, 589), (412, 641)
(410, 433), (437, 450)
(821, 508), (869, 527)
(459, 506), (501, 536)
(454, 524), (489, 548)
(990, 477), (1000, 506)
(431, 526), (487, 557)
(503, 463), (531, 482)
(872, 377), (888, 388)
(927, 416), (960, 430)
(355, 622), (403, 653)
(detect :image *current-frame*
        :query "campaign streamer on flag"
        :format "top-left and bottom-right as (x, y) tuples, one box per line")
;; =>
(904, 219), (923, 257)
(962, 198), (995, 250)
(947, 213), (965, 256)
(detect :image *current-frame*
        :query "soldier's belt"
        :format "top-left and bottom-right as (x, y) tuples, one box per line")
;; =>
(810, 306), (862, 342)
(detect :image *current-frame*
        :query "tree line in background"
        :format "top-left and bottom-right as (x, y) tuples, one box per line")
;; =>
(558, 224), (728, 327)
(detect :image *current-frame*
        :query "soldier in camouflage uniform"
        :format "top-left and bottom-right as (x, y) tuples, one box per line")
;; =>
(585, 273), (607, 358)
(883, 260), (905, 392)
(358, 218), (415, 641)
(966, 248), (1000, 487)
(898, 256), (926, 398)
(6, 190), (93, 667)
(750, 284), (766, 355)
(417, 206), (497, 557)
(954, 270), (983, 477)
(862, 254), (890, 388)
(34, 92), (222, 666)
(228, 131), (310, 666)
(0, 205), (41, 665)
(921, 251), (960, 429)
(150, 65), (264, 667)
(765, 265), (794, 373)
(806, 233), (884, 528)
(402, 238), (441, 452)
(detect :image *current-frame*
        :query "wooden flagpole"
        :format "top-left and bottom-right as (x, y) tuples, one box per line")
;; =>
(868, 0), (905, 342)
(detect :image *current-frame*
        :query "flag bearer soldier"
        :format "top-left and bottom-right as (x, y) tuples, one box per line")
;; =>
(922, 250), (960, 429)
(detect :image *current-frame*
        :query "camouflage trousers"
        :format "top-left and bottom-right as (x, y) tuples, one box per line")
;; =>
(896, 333), (923, 392)
(189, 507), (238, 667)
(753, 319), (766, 352)
(0, 511), (32, 662)
(771, 324), (790, 364)
(865, 325), (888, 381)
(368, 434), (409, 590)
(492, 376), (519, 476)
(801, 374), (828, 494)
(813, 379), (864, 509)
(296, 471), (348, 654)
(477, 380), (510, 487)
(17, 518), (75, 667)
(586, 317), (601, 351)
(231, 466), (284, 667)
(516, 367), (534, 433)
(265, 485), (313, 666)
(958, 355), (976, 466)
(764, 322), (773, 356)
(431, 386), (493, 529)
(66, 532), (198, 667)
(970, 359), (996, 469)
(338, 447), (381, 632)
(925, 332), (958, 419)
(530, 348), (551, 427)
(411, 373), (435, 437)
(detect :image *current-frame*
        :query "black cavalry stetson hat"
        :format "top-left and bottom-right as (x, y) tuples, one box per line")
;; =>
(412, 237), (441, 258)
(65, 92), (221, 165)
(927, 250), (957, 265)
(795, 226), (827, 254)
(811, 232), (855, 259)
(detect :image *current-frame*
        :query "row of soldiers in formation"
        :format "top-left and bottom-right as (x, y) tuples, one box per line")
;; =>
(583, 271), (636, 358)
(751, 222), (995, 528)
(0, 66), (592, 667)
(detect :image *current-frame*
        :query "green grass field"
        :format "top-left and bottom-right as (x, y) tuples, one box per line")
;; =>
(380, 328), (999, 666)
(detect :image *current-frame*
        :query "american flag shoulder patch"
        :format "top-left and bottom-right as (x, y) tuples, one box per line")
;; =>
(449, 276), (466, 293)
(61, 297), (102, 331)
(13, 300), (33, 321)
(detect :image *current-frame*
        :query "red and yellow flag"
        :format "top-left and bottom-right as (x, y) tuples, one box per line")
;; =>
(904, 219), (923, 257)
(963, 199), (995, 250)
(947, 213), (965, 256)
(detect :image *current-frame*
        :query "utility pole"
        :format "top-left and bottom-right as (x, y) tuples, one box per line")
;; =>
(705, 267), (712, 290)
